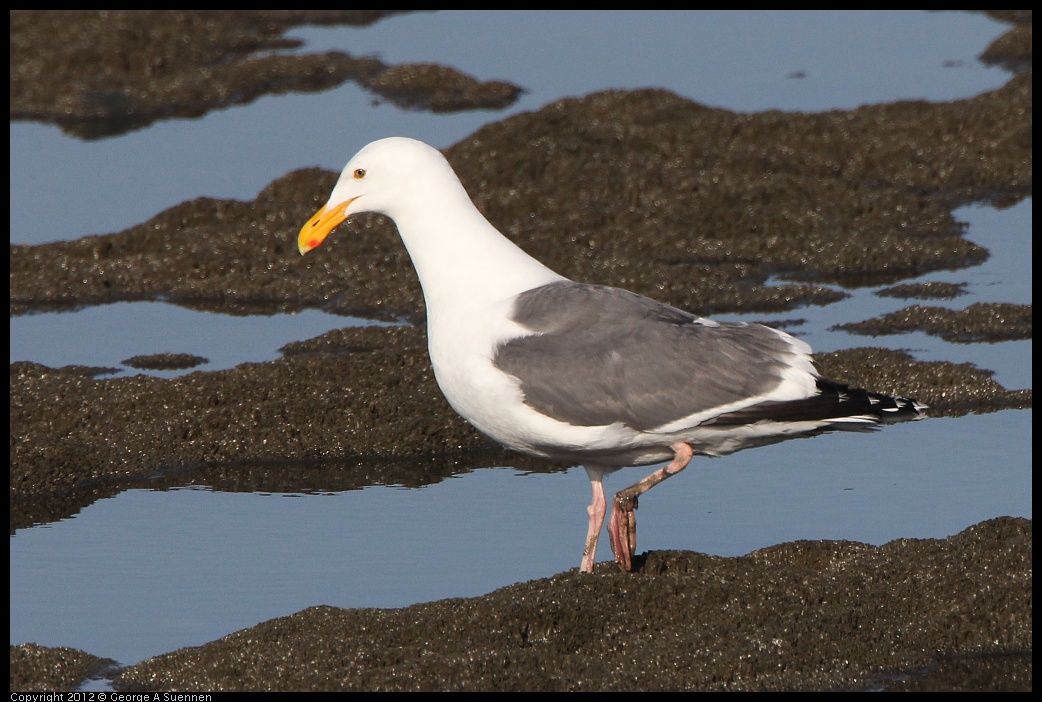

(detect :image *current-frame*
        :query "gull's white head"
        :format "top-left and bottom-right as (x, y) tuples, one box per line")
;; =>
(298, 137), (461, 255)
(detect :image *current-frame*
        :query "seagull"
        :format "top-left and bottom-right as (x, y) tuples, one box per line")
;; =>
(298, 137), (926, 573)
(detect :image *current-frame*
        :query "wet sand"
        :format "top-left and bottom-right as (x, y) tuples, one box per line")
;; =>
(9, 10), (1032, 691)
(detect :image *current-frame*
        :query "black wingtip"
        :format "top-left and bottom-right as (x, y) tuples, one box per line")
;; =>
(816, 377), (927, 423)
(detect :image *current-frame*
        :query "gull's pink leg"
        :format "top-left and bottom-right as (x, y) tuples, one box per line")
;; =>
(580, 468), (608, 573)
(608, 442), (694, 572)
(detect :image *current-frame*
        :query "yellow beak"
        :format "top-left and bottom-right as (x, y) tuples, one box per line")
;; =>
(298, 198), (355, 255)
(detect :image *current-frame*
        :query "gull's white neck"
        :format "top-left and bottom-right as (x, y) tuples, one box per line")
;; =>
(388, 185), (564, 318)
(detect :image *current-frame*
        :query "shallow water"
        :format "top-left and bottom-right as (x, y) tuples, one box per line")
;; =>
(9, 411), (1031, 665)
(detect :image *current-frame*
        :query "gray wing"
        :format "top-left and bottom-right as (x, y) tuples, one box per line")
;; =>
(492, 281), (801, 431)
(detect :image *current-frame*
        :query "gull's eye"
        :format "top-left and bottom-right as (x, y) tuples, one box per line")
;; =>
(353, 168), (366, 180)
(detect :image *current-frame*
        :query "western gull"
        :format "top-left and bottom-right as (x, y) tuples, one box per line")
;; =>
(298, 137), (927, 573)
